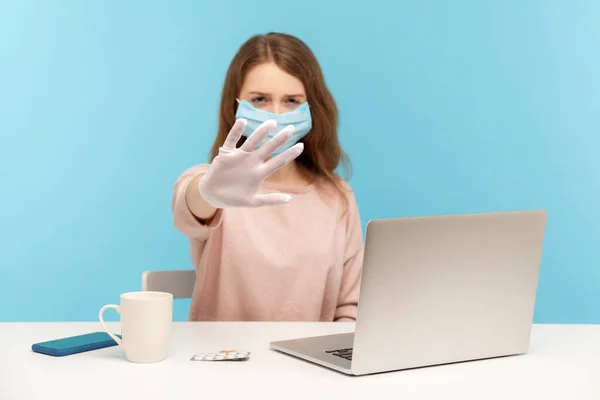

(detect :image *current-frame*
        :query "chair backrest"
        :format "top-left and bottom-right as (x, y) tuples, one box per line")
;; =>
(141, 270), (196, 299)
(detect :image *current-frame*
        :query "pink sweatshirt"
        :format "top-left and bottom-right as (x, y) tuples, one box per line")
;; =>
(172, 163), (364, 322)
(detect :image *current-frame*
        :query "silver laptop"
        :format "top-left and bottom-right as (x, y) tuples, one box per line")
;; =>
(270, 210), (547, 376)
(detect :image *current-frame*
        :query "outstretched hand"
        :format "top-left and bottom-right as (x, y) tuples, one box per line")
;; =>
(198, 119), (304, 208)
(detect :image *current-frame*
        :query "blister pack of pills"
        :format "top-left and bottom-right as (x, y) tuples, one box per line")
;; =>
(190, 350), (250, 361)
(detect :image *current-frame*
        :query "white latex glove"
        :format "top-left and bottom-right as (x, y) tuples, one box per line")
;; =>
(198, 118), (304, 208)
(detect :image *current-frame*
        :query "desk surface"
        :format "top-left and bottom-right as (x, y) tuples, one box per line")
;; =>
(1, 322), (599, 399)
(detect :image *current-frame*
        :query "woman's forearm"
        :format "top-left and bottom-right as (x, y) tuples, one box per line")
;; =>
(185, 174), (218, 221)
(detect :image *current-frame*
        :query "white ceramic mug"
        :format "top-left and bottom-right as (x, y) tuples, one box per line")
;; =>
(99, 291), (173, 363)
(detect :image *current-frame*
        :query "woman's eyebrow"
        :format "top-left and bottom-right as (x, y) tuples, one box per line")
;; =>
(247, 91), (305, 98)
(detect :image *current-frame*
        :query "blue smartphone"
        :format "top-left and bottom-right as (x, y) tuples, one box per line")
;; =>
(31, 331), (122, 357)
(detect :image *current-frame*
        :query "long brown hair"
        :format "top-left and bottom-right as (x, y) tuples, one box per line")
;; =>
(210, 32), (352, 209)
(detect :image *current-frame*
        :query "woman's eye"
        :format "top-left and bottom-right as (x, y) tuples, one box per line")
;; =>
(251, 97), (265, 103)
(286, 98), (299, 104)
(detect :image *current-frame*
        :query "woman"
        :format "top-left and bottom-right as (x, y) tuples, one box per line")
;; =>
(172, 32), (364, 322)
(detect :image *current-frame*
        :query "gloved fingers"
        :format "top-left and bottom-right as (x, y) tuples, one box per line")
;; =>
(256, 125), (295, 159)
(261, 142), (304, 178)
(222, 119), (248, 150)
(252, 193), (293, 207)
(240, 119), (277, 152)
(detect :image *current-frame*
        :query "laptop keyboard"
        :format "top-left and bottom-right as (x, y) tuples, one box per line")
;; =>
(326, 347), (353, 360)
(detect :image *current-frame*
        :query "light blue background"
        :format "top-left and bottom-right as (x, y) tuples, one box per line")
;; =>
(1, 1), (598, 323)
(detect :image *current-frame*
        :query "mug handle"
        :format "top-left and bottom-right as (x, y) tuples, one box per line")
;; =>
(99, 304), (123, 345)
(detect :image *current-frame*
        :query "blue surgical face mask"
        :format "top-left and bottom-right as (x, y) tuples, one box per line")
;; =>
(234, 99), (312, 155)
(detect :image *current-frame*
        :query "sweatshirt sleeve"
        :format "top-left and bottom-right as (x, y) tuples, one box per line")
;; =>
(172, 163), (224, 241)
(334, 185), (364, 322)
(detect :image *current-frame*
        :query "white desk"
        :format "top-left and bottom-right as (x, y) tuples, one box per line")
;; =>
(0, 322), (598, 399)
